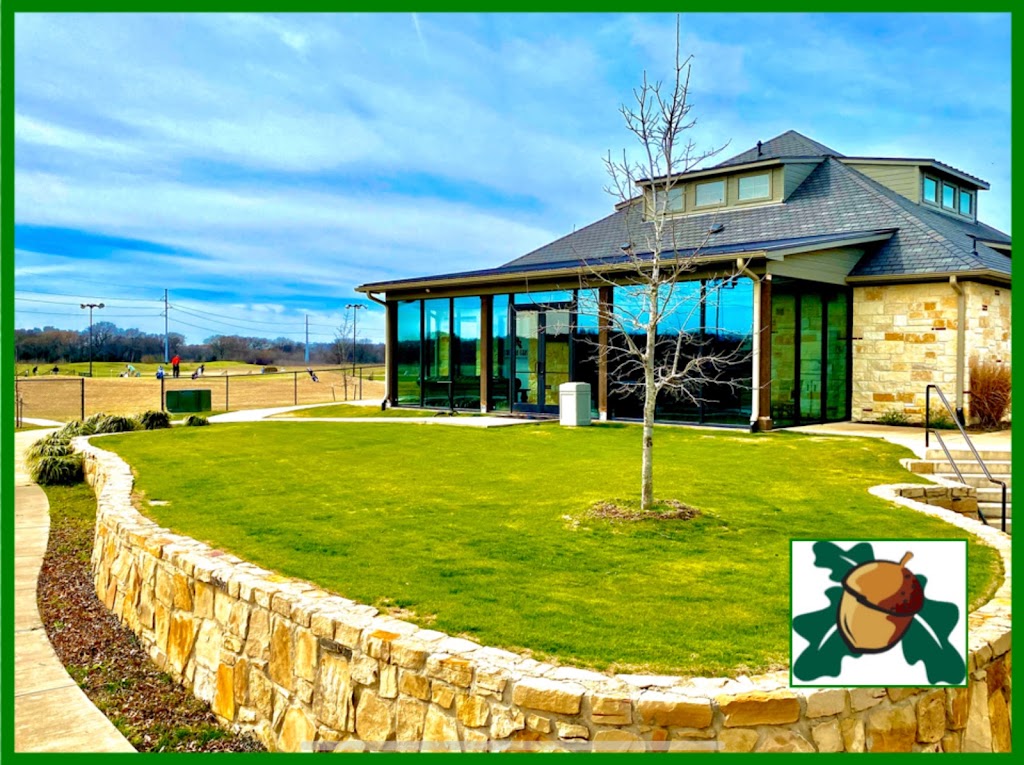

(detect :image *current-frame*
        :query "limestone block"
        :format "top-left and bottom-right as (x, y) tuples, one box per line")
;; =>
(294, 629), (318, 683)
(422, 705), (459, 751)
(193, 619), (222, 669)
(391, 639), (429, 670)
(396, 697), (427, 743)
(278, 706), (316, 753)
(805, 689), (847, 718)
(398, 669), (431, 701)
(351, 655), (378, 686)
(941, 731), (961, 752)
(379, 663), (398, 699)
(755, 730), (814, 752)
(719, 728), (758, 752)
(988, 689), (1010, 753)
(172, 572), (193, 610)
(313, 652), (354, 733)
(963, 680), (992, 752)
(212, 663), (236, 721)
(227, 601), (250, 638)
(865, 705), (916, 752)
(556, 722), (589, 741)
(366, 629), (400, 661)
(456, 693), (490, 728)
(233, 657), (249, 705)
(916, 689), (945, 743)
(593, 729), (643, 752)
(947, 686), (969, 729)
(245, 608), (270, 661)
(591, 692), (632, 725)
(526, 714), (551, 733)
(490, 707), (525, 739)
(426, 655), (474, 688)
(887, 687), (918, 702)
(812, 719), (843, 752)
(249, 668), (273, 719)
(355, 690), (394, 743)
(718, 691), (799, 727)
(849, 687), (886, 712)
(194, 580), (215, 619)
(841, 717), (865, 753)
(432, 683), (456, 709)
(167, 611), (198, 673)
(268, 619), (294, 690)
(512, 678), (585, 716)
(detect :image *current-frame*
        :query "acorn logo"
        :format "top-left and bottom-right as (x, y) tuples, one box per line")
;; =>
(792, 541), (966, 686)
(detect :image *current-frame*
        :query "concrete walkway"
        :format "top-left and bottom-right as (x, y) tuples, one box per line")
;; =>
(788, 422), (1011, 459)
(209, 400), (543, 427)
(13, 430), (136, 753)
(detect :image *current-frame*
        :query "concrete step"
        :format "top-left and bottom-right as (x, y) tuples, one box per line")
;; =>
(909, 460), (1010, 477)
(925, 448), (1011, 463)
(977, 487), (1012, 503)
(935, 473), (1012, 489)
(978, 509), (1012, 534)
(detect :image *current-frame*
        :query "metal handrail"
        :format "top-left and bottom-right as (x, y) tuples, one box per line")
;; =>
(925, 384), (1008, 532)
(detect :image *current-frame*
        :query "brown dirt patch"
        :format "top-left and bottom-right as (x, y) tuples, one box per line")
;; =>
(588, 498), (702, 521)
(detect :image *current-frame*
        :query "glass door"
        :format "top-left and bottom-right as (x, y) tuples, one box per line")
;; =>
(511, 304), (572, 413)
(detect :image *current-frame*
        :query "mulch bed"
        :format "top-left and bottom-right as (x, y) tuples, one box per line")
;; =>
(36, 486), (265, 752)
(589, 498), (702, 521)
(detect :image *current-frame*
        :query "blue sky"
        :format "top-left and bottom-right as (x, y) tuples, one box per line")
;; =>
(14, 12), (1011, 345)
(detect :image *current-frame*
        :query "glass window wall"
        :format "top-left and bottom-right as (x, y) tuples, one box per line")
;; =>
(452, 297), (480, 409)
(396, 300), (422, 405)
(423, 298), (452, 407)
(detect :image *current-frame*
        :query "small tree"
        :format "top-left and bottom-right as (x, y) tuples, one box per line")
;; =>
(332, 313), (354, 366)
(587, 21), (749, 511)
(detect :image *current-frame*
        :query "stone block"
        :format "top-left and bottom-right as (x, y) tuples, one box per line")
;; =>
(755, 730), (814, 752)
(167, 611), (198, 673)
(268, 619), (294, 690)
(946, 686), (969, 729)
(941, 731), (961, 752)
(193, 580), (215, 619)
(812, 719), (843, 752)
(866, 705), (916, 752)
(841, 717), (865, 753)
(313, 651), (354, 733)
(426, 656), (474, 688)
(278, 706), (316, 753)
(294, 629), (317, 683)
(422, 705), (459, 751)
(380, 663), (399, 699)
(391, 639), (429, 669)
(212, 663), (236, 721)
(172, 572), (193, 610)
(355, 690), (394, 743)
(525, 714), (551, 733)
(591, 692), (632, 725)
(718, 690), (799, 727)
(805, 689), (847, 718)
(432, 683), (456, 709)
(849, 687), (886, 712)
(244, 608), (270, 661)
(719, 728), (758, 752)
(456, 693), (490, 728)
(963, 680), (992, 752)
(988, 689), (1010, 753)
(398, 669), (431, 701)
(396, 697), (426, 744)
(556, 722), (589, 741)
(917, 689), (945, 743)
(593, 729), (643, 752)
(351, 654), (379, 686)
(490, 707), (525, 739)
(512, 678), (585, 716)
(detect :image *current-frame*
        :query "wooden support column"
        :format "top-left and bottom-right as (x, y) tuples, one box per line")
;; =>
(757, 275), (773, 431)
(385, 300), (398, 407)
(479, 295), (492, 413)
(598, 286), (613, 420)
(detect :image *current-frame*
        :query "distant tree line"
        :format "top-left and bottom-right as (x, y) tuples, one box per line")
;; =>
(14, 322), (384, 367)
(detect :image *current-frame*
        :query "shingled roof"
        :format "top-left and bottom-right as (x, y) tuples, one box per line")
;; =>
(714, 129), (843, 167)
(498, 156), (1009, 281)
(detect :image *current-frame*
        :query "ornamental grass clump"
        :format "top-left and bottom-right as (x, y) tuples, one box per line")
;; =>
(183, 414), (210, 427)
(59, 419), (96, 438)
(969, 358), (1011, 429)
(26, 431), (83, 486)
(137, 410), (171, 430)
(91, 414), (138, 434)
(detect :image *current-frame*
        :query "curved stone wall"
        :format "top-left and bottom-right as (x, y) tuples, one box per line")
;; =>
(78, 437), (1012, 753)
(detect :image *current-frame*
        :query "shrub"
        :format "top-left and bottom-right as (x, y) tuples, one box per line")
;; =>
(30, 453), (84, 485)
(92, 414), (138, 434)
(26, 432), (75, 461)
(84, 412), (110, 431)
(928, 410), (958, 430)
(877, 409), (910, 426)
(183, 414), (210, 427)
(138, 410), (171, 430)
(59, 419), (96, 438)
(969, 359), (1011, 429)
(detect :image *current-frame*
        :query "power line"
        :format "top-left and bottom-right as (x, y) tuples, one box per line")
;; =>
(14, 288), (162, 302)
(17, 308), (164, 318)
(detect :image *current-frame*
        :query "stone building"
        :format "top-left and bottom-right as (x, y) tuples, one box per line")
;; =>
(357, 131), (1011, 428)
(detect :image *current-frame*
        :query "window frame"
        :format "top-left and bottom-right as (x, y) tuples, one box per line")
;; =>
(736, 172), (772, 203)
(941, 182), (957, 210)
(694, 179), (727, 209)
(959, 189), (973, 217)
(922, 176), (938, 205)
(645, 185), (685, 219)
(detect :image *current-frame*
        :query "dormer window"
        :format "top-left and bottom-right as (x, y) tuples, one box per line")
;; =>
(942, 182), (956, 210)
(695, 179), (725, 208)
(959, 189), (973, 216)
(645, 186), (684, 218)
(737, 173), (771, 202)
(923, 177), (938, 204)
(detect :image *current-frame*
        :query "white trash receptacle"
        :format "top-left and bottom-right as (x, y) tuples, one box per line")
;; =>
(559, 382), (592, 426)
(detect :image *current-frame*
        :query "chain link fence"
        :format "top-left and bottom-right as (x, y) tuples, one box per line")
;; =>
(15, 365), (385, 422)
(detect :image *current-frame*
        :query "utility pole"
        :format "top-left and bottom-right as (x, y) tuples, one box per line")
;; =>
(80, 302), (105, 377)
(304, 314), (310, 364)
(344, 304), (367, 373)
(164, 289), (169, 363)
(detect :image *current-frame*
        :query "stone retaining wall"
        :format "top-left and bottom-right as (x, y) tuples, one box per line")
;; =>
(79, 437), (1012, 753)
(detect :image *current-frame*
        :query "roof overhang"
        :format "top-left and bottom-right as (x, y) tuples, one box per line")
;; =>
(838, 157), (989, 190)
(846, 269), (1011, 287)
(356, 229), (896, 296)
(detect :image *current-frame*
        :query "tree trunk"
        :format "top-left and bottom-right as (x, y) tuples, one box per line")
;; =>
(640, 281), (660, 512)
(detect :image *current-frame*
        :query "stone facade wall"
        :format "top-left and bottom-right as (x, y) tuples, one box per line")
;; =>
(852, 283), (959, 422)
(963, 282), (1012, 422)
(79, 437), (1012, 753)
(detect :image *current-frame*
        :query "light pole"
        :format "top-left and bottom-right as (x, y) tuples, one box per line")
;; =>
(80, 303), (104, 377)
(344, 304), (367, 373)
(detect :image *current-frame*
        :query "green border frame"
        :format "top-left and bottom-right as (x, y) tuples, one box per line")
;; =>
(789, 538), (970, 689)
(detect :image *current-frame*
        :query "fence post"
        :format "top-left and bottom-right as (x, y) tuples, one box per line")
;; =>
(161, 376), (166, 411)
(359, 369), (363, 400)
(294, 372), (298, 405)
(225, 375), (230, 412)
(81, 377), (86, 420)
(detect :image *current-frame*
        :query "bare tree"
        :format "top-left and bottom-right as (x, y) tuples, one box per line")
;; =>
(332, 313), (354, 366)
(583, 20), (750, 511)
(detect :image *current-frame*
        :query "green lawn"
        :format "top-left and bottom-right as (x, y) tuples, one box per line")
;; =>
(99, 423), (1002, 677)
(275, 403), (475, 418)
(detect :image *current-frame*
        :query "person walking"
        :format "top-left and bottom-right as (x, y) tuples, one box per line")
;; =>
(171, 354), (181, 379)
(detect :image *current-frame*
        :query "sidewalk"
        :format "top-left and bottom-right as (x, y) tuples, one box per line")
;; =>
(209, 401), (540, 427)
(13, 430), (136, 753)
(788, 422), (1011, 459)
